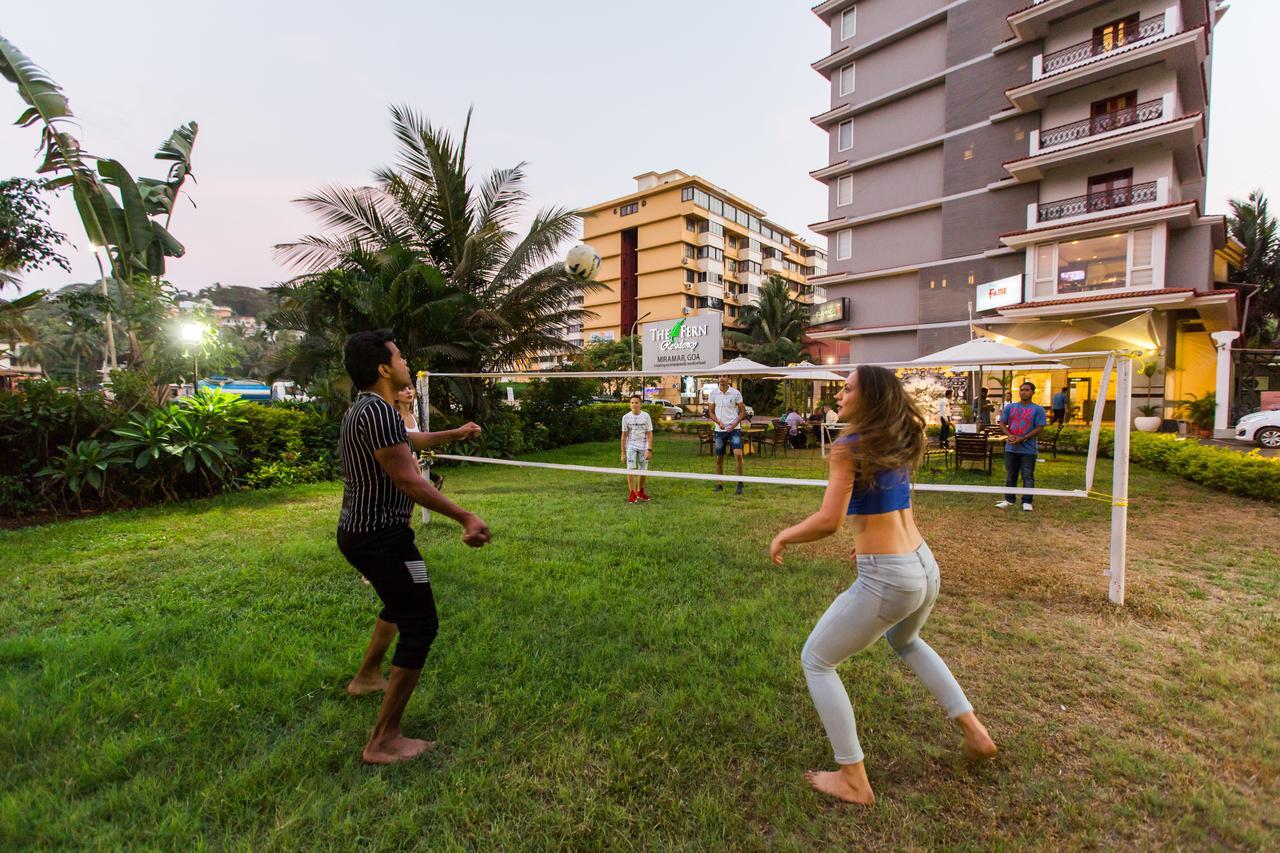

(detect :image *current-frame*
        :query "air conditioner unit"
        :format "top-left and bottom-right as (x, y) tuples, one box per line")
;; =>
(682, 307), (691, 314)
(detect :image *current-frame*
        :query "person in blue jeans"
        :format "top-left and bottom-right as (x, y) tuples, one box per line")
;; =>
(996, 381), (1046, 512)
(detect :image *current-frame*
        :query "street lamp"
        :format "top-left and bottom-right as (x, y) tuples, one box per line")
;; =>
(629, 311), (653, 373)
(180, 321), (206, 387)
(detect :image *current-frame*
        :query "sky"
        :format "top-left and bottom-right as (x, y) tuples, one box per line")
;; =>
(2, 0), (1275, 298)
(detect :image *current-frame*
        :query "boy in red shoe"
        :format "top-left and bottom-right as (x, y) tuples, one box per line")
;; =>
(620, 393), (654, 502)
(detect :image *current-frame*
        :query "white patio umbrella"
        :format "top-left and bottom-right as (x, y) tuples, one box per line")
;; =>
(700, 356), (777, 376)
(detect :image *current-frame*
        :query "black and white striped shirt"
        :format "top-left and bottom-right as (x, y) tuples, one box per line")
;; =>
(338, 393), (415, 533)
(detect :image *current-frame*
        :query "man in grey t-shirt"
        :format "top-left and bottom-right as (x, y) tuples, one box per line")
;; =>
(706, 374), (747, 494)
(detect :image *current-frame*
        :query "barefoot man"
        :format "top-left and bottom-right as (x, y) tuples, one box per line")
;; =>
(336, 329), (489, 764)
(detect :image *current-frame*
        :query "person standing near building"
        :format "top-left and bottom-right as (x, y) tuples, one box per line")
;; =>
(977, 388), (993, 428)
(996, 382), (1047, 512)
(1050, 386), (1069, 427)
(620, 394), (654, 503)
(707, 374), (747, 495)
(938, 389), (953, 449)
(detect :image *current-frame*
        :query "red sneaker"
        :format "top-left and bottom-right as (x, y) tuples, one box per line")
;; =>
(627, 491), (638, 503)
(637, 490), (651, 502)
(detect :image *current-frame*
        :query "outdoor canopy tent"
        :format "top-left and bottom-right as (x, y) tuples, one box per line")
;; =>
(974, 310), (1161, 354)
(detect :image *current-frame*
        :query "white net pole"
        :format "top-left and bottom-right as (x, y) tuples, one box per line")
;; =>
(1084, 353), (1115, 493)
(1108, 357), (1133, 605)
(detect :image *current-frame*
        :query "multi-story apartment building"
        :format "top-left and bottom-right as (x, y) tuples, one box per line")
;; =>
(807, 0), (1234, 416)
(580, 169), (827, 352)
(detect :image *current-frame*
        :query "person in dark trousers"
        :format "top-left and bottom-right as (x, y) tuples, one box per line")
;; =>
(938, 389), (953, 449)
(995, 381), (1047, 512)
(1050, 387), (1069, 427)
(336, 330), (489, 765)
(977, 388), (993, 428)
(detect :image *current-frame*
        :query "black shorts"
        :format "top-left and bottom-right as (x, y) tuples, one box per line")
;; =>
(337, 524), (438, 669)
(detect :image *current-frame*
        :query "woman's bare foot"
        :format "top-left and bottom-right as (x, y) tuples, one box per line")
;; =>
(804, 764), (875, 805)
(346, 675), (389, 696)
(955, 712), (998, 760)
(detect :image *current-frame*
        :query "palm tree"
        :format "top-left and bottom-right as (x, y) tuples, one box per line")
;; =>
(274, 105), (601, 417)
(1227, 190), (1280, 346)
(729, 275), (810, 358)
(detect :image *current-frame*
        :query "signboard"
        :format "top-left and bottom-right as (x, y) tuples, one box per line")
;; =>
(641, 313), (723, 373)
(809, 297), (848, 327)
(975, 274), (1023, 312)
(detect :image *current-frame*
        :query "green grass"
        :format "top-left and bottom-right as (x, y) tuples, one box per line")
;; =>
(2, 438), (1277, 849)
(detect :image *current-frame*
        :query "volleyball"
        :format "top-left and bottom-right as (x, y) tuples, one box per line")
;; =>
(564, 243), (601, 280)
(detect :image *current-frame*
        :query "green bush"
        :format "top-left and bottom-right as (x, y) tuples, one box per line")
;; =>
(243, 458), (332, 489)
(1129, 432), (1280, 502)
(0, 474), (40, 516)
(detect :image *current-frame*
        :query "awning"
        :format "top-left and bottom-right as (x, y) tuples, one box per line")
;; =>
(701, 356), (778, 375)
(907, 338), (1053, 368)
(975, 310), (1161, 354)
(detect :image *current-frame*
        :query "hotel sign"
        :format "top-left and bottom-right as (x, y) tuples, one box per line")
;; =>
(809, 297), (848, 327)
(975, 275), (1023, 312)
(641, 314), (722, 372)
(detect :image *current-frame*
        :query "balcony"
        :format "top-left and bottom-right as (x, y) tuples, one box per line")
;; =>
(695, 230), (723, 248)
(1005, 8), (1205, 112)
(1032, 178), (1164, 226)
(1005, 99), (1204, 183)
(763, 257), (786, 274)
(1038, 96), (1165, 150)
(1007, 0), (1122, 43)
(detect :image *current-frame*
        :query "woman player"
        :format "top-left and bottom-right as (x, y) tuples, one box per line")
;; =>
(770, 365), (997, 805)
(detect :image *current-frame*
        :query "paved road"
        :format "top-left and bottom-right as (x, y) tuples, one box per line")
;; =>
(1199, 438), (1279, 458)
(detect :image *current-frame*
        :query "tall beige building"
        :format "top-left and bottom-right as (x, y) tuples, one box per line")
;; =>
(580, 170), (827, 357)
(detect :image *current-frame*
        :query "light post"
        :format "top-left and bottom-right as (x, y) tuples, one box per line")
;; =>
(629, 311), (653, 393)
(180, 321), (206, 388)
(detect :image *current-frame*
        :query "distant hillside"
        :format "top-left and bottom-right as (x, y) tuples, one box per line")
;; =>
(194, 284), (274, 318)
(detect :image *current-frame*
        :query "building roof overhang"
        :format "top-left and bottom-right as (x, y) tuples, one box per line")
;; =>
(999, 201), (1201, 249)
(1003, 114), (1205, 183)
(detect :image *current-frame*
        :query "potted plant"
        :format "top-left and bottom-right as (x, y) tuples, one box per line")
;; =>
(1134, 360), (1163, 432)
(1135, 404), (1163, 432)
(1177, 392), (1216, 438)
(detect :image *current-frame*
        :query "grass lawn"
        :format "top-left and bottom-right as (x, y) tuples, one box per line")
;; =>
(2, 437), (1277, 848)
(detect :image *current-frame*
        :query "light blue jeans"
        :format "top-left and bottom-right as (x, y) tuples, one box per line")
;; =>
(801, 541), (973, 764)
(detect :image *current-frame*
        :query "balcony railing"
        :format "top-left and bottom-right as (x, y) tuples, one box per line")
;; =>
(1039, 97), (1165, 149)
(1037, 180), (1158, 222)
(1042, 14), (1166, 75)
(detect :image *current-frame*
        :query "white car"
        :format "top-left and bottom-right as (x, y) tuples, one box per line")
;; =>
(654, 401), (683, 419)
(1234, 409), (1280, 448)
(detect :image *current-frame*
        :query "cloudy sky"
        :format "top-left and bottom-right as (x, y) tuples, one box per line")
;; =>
(3, 0), (1274, 297)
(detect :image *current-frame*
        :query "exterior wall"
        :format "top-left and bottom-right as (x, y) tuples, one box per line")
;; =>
(1037, 145), (1176, 201)
(1040, 65), (1182, 130)
(846, 208), (943, 274)
(828, 0), (949, 54)
(831, 84), (946, 167)
(828, 272), (919, 328)
(941, 185), (1039, 257)
(1166, 224), (1215, 292)
(924, 254), (1027, 324)
(848, 331), (919, 363)
(838, 23), (947, 110)
(834, 147), (944, 219)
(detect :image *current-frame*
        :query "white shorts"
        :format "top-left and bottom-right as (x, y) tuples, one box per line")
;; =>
(626, 446), (650, 470)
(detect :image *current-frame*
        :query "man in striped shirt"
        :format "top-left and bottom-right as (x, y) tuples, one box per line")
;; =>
(337, 329), (489, 765)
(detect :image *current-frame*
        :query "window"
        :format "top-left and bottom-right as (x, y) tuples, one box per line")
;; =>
(619, 202), (638, 216)
(838, 63), (855, 96)
(684, 243), (697, 260)
(1055, 233), (1128, 293)
(840, 7), (856, 41)
(681, 187), (694, 202)
(836, 229), (852, 261)
(1130, 228), (1154, 288)
(685, 216), (698, 231)
(837, 120), (853, 152)
(684, 269), (697, 284)
(696, 246), (724, 261)
(836, 175), (853, 207)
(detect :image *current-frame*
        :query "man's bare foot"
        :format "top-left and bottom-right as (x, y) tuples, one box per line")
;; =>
(361, 735), (434, 765)
(804, 769), (875, 805)
(955, 712), (998, 760)
(390, 735), (436, 759)
(346, 675), (388, 696)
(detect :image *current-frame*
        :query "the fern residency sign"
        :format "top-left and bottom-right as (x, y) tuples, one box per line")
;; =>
(641, 314), (722, 372)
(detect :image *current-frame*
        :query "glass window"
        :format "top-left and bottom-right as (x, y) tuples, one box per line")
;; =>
(684, 243), (696, 260)
(837, 175), (853, 207)
(681, 187), (694, 202)
(1130, 228), (1154, 288)
(620, 202), (638, 216)
(1034, 243), (1055, 299)
(709, 197), (723, 216)
(840, 7), (856, 41)
(1056, 233), (1128, 294)
(836, 229), (852, 261)
(839, 63), (855, 96)
(837, 120), (853, 152)
(684, 269), (696, 284)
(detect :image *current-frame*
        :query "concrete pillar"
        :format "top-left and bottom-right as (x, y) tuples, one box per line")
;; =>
(1211, 330), (1240, 438)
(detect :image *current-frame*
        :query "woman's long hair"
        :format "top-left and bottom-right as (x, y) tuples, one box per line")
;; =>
(833, 365), (926, 477)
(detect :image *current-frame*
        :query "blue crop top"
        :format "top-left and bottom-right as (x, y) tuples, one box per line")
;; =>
(833, 435), (912, 515)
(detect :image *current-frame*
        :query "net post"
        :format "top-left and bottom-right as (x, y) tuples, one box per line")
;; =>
(416, 371), (430, 432)
(1108, 356), (1133, 606)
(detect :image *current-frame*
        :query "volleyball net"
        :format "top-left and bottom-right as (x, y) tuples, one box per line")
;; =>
(417, 350), (1136, 604)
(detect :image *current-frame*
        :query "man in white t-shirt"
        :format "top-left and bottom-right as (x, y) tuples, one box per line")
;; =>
(706, 374), (747, 495)
(620, 394), (654, 504)
(938, 388), (953, 449)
